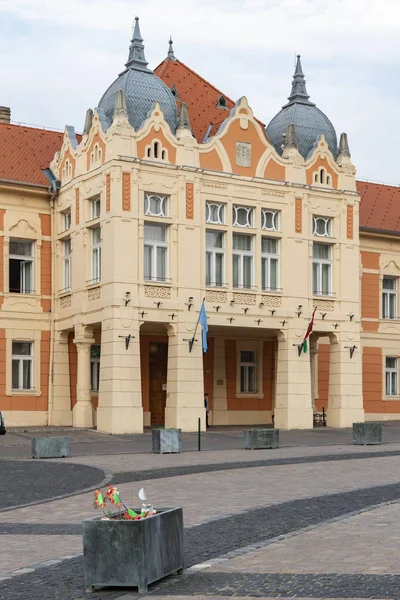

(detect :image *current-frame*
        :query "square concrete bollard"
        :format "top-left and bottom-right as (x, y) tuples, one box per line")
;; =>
(32, 436), (70, 459)
(353, 422), (382, 445)
(244, 429), (279, 449)
(152, 428), (182, 454)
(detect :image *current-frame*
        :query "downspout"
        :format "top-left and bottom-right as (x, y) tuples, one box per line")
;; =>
(47, 179), (59, 426)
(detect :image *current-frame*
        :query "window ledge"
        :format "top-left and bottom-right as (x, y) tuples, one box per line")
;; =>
(143, 280), (172, 286)
(86, 281), (101, 289)
(236, 393), (264, 399)
(312, 293), (335, 299)
(10, 389), (37, 396)
(262, 289), (282, 295)
(86, 217), (101, 226)
(58, 289), (71, 297)
(6, 292), (39, 299)
(384, 396), (400, 401)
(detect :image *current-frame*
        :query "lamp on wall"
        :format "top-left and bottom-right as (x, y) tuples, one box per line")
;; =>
(297, 304), (303, 318)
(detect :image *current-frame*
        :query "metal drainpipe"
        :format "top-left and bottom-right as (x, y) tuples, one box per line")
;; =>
(47, 183), (58, 426)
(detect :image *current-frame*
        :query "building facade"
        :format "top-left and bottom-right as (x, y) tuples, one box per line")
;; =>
(0, 20), (399, 432)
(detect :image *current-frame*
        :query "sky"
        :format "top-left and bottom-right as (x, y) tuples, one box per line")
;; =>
(0, 0), (399, 183)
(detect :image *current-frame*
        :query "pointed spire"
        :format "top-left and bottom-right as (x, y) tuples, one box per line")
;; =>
(83, 109), (93, 135)
(283, 55), (315, 108)
(283, 123), (297, 150)
(168, 36), (177, 61)
(125, 17), (151, 72)
(177, 102), (191, 131)
(114, 89), (128, 117)
(338, 132), (351, 158)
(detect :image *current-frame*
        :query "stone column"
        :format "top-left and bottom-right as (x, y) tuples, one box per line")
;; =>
(310, 343), (318, 414)
(72, 326), (95, 429)
(212, 337), (228, 425)
(165, 323), (205, 431)
(274, 329), (313, 429)
(327, 333), (364, 427)
(96, 315), (143, 434)
(50, 330), (72, 426)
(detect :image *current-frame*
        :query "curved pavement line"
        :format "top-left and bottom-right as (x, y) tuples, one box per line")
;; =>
(0, 463), (113, 514)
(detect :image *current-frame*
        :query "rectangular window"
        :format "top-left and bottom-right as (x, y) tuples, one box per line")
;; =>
(9, 239), (34, 294)
(240, 350), (257, 393)
(91, 227), (101, 284)
(206, 202), (225, 225)
(262, 237), (279, 291)
(312, 243), (332, 295)
(386, 357), (398, 396)
(233, 234), (253, 289)
(233, 205), (254, 228)
(382, 277), (397, 319)
(63, 239), (71, 292)
(313, 216), (332, 237)
(90, 345), (101, 392)
(91, 197), (101, 220)
(262, 209), (280, 231)
(206, 230), (225, 287)
(144, 223), (168, 282)
(63, 210), (71, 231)
(144, 193), (168, 217)
(12, 341), (33, 390)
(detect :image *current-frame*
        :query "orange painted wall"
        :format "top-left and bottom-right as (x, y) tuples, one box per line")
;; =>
(41, 240), (52, 296)
(68, 332), (77, 409)
(137, 127), (177, 164)
(317, 344), (330, 412)
(363, 347), (383, 413)
(361, 272), (380, 323)
(199, 148), (223, 172)
(203, 338), (214, 410)
(38, 331), (50, 411)
(361, 251), (380, 270)
(306, 156), (338, 188)
(59, 148), (76, 180)
(39, 214), (51, 237)
(219, 119), (266, 177)
(86, 133), (106, 171)
(261, 341), (275, 410)
(0, 329), (7, 410)
(264, 159), (285, 181)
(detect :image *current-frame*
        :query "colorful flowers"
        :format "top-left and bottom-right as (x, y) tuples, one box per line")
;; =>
(92, 487), (156, 521)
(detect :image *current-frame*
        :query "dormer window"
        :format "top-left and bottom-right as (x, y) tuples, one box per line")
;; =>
(313, 167), (331, 187)
(146, 140), (168, 162)
(313, 216), (332, 237)
(91, 143), (102, 166)
(217, 95), (227, 109)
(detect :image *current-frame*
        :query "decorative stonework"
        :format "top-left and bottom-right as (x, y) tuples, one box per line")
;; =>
(233, 293), (256, 305)
(106, 173), (111, 212)
(206, 290), (227, 303)
(261, 295), (282, 307)
(236, 142), (251, 167)
(313, 299), (334, 311)
(122, 172), (131, 211)
(295, 198), (302, 233)
(261, 190), (285, 198)
(144, 285), (171, 299)
(75, 188), (80, 225)
(202, 182), (227, 191)
(347, 204), (353, 239)
(88, 287), (101, 300)
(186, 182), (194, 219)
(60, 295), (71, 308)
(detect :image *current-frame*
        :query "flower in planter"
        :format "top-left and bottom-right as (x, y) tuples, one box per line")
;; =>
(94, 490), (105, 508)
(106, 485), (121, 507)
(92, 487), (156, 520)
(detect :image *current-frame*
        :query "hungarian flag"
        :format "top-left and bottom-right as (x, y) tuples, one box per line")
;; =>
(298, 308), (316, 356)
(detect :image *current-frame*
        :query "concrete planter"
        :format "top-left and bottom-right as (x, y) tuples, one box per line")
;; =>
(83, 507), (184, 593)
(32, 436), (70, 458)
(152, 428), (182, 454)
(353, 422), (382, 445)
(244, 429), (279, 449)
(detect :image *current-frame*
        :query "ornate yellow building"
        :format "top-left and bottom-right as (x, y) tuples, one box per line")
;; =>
(1, 19), (399, 432)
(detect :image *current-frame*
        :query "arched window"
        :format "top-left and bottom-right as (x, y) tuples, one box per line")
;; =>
(161, 149), (166, 160)
(320, 168), (325, 184)
(154, 142), (159, 159)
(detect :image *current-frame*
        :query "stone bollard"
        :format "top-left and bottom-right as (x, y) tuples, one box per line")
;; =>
(152, 428), (182, 454)
(244, 429), (279, 450)
(32, 436), (70, 459)
(353, 422), (382, 445)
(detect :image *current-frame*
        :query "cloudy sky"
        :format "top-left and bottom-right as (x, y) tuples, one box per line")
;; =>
(0, 0), (399, 183)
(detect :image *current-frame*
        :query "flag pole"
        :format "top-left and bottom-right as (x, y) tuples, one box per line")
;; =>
(189, 297), (205, 353)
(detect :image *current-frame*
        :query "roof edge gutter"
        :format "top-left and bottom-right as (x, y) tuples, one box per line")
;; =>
(0, 177), (48, 190)
(360, 226), (400, 238)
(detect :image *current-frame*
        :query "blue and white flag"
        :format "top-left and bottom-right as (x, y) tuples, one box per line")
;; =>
(198, 300), (208, 353)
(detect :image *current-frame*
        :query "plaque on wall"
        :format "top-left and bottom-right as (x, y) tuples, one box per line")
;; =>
(236, 142), (252, 167)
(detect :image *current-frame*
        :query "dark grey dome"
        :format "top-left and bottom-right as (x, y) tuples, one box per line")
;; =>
(266, 56), (337, 159)
(98, 18), (177, 133)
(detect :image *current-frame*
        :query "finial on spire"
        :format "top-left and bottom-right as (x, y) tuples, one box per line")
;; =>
(114, 90), (128, 117)
(83, 108), (93, 135)
(125, 16), (151, 72)
(177, 102), (191, 131)
(283, 123), (298, 150)
(168, 35), (177, 61)
(338, 132), (351, 158)
(283, 54), (315, 108)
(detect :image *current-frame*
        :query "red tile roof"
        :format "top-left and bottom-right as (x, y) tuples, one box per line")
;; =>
(155, 58), (265, 142)
(357, 180), (400, 234)
(0, 122), (64, 187)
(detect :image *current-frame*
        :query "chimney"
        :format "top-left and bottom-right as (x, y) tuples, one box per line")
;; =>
(0, 106), (11, 124)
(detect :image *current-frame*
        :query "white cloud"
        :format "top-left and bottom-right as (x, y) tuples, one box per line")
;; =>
(0, 0), (399, 181)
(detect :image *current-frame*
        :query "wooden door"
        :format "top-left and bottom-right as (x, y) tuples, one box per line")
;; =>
(149, 343), (168, 426)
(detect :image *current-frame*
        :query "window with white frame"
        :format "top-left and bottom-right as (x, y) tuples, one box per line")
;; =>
(144, 223), (168, 282)
(206, 202), (225, 225)
(90, 345), (101, 392)
(91, 197), (101, 220)
(12, 341), (33, 390)
(262, 237), (279, 291)
(312, 243), (332, 295)
(63, 210), (71, 231)
(385, 357), (398, 396)
(233, 205), (254, 228)
(313, 216), (332, 237)
(144, 193), (168, 217)
(9, 239), (34, 294)
(240, 350), (257, 393)
(262, 209), (280, 232)
(233, 233), (253, 289)
(63, 239), (71, 292)
(206, 230), (225, 287)
(382, 277), (397, 319)
(91, 227), (101, 284)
